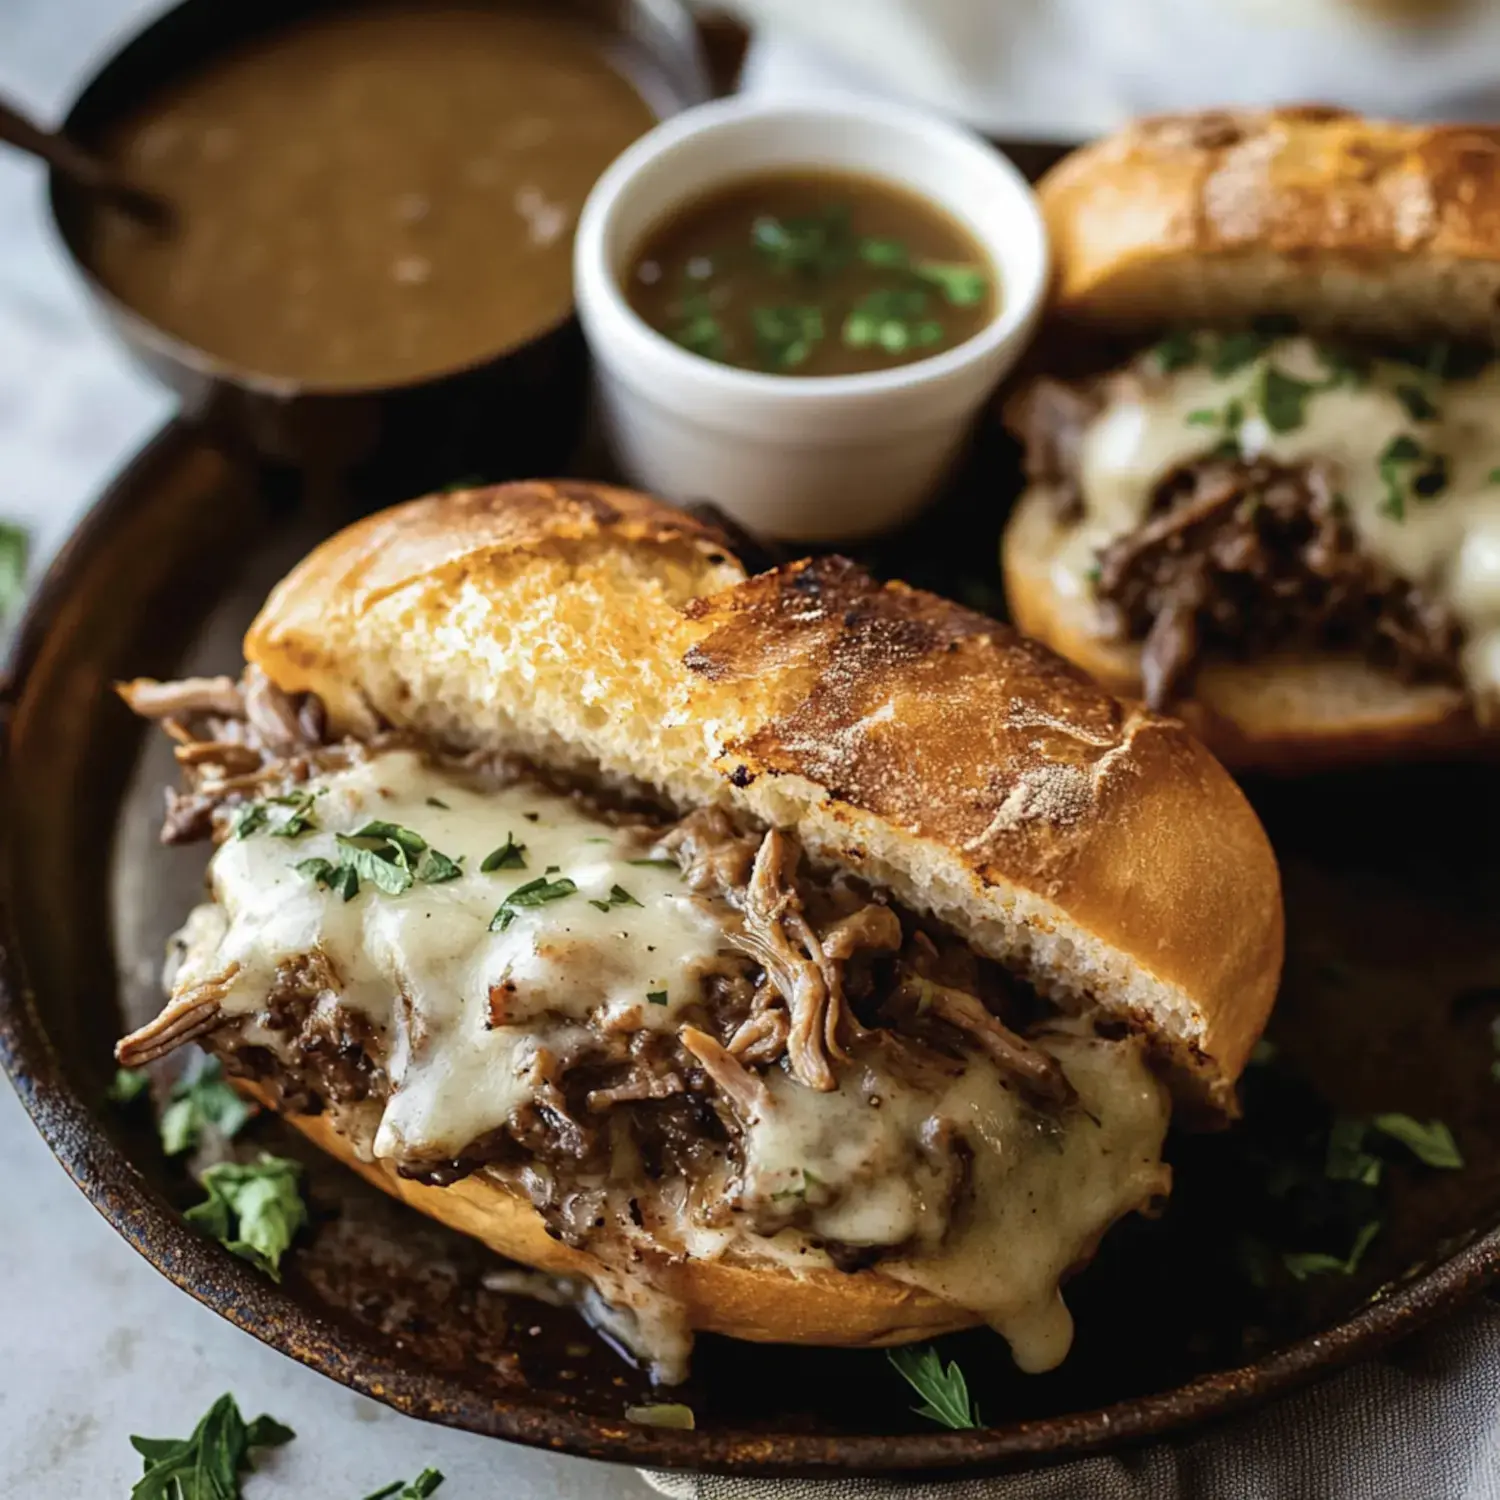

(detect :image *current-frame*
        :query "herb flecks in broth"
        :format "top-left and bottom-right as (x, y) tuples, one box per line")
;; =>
(628, 172), (998, 377)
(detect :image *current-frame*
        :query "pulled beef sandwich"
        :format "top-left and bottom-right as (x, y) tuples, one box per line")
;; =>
(116, 480), (1282, 1384)
(1003, 106), (1500, 771)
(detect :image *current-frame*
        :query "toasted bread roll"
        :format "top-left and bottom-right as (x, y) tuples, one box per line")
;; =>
(123, 480), (1281, 1375)
(248, 481), (1280, 1095)
(1002, 109), (1500, 769)
(1042, 106), (1500, 342)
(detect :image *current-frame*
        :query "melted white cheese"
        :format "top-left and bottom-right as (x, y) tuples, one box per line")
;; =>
(1063, 337), (1500, 703)
(180, 750), (725, 1162)
(738, 1025), (1169, 1373)
(172, 750), (1171, 1380)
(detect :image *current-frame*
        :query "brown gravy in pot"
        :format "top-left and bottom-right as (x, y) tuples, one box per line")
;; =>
(82, 4), (658, 386)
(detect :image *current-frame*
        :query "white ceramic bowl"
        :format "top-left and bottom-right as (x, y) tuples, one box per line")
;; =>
(574, 95), (1050, 542)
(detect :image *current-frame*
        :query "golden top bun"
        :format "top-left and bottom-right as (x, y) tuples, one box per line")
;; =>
(246, 479), (1281, 1105)
(1003, 488), (1484, 773)
(1039, 105), (1500, 341)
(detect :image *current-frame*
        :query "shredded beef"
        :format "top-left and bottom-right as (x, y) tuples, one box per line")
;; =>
(1005, 376), (1106, 524)
(1006, 373), (1466, 712)
(1094, 457), (1463, 709)
(122, 669), (1104, 1271)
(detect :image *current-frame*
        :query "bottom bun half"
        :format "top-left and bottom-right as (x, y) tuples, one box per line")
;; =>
(1003, 488), (1486, 775)
(245, 1084), (976, 1348)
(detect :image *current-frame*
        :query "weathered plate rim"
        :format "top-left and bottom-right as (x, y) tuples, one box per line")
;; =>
(3, 422), (1500, 1478)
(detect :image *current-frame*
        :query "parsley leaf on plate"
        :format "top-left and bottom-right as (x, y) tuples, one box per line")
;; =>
(887, 1345), (979, 1430)
(1372, 1113), (1464, 1169)
(185, 1155), (307, 1281)
(159, 1056), (256, 1156)
(107, 1067), (150, 1105)
(1283, 1220), (1382, 1282)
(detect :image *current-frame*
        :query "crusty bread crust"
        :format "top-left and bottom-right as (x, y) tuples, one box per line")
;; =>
(247, 480), (1281, 1104)
(1039, 105), (1500, 341)
(1004, 486), (1485, 772)
(249, 1085), (976, 1348)
(224, 477), (1282, 1350)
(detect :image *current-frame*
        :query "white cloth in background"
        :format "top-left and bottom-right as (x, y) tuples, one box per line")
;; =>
(730, 0), (1500, 136)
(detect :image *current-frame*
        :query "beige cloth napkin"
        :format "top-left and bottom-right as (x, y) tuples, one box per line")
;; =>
(641, 1298), (1500, 1499)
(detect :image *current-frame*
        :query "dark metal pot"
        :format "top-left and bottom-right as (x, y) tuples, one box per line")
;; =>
(47, 0), (711, 504)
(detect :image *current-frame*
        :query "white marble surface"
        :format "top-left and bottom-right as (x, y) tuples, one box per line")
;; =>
(0, 1), (653, 1492)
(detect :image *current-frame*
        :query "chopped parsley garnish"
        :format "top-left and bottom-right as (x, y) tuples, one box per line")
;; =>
(628, 857), (680, 871)
(326, 820), (463, 895)
(647, 990), (669, 1006)
(1371, 1113), (1464, 1169)
(359, 1470), (445, 1500)
(1324, 1116), (1383, 1187)
(336, 833), (416, 896)
(230, 802), (267, 839)
(0, 519), (28, 624)
(481, 833), (528, 872)
(1376, 433), (1426, 520)
(490, 875), (578, 931)
(425, 796), (449, 809)
(415, 846), (463, 883)
(752, 303), (825, 370)
(1210, 329), (1269, 377)
(771, 1167), (822, 1201)
(1256, 364), (1319, 433)
(887, 1345), (979, 1430)
(296, 856), (360, 902)
(624, 1403), (696, 1430)
(1283, 1219), (1381, 1282)
(1317, 344), (1371, 388)
(107, 1067), (150, 1105)
(842, 287), (941, 354)
(589, 883), (642, 913)
(1185, 395), (1245, 458)
(1394, 382), (1438, 422)
(751, 204), (854, 277)
(857, 235), (908, 269)
(1150, 329), (1200, 373)
(128, 1393), (294, 1500)
(671, 288), (727, 361)
(231, 789), (321, 841)
(912, 259), (987, 306)
(159, 1056), (255, 1156)
(184, 1155), (307, 1281)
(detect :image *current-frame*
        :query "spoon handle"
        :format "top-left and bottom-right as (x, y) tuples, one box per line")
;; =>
(0, 95), (110, 186)
(0, 92), (170, 226)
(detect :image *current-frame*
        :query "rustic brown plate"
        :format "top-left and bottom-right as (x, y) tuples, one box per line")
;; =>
(3, 422), (1500, 1479)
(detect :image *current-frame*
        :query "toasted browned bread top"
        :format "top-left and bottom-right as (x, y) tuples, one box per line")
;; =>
(1039, 106), (1500, 340)
(246, 480), (1282, 1101)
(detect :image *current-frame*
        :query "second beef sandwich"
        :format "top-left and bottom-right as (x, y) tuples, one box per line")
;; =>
(117, 481), (1281, 1382)
(1005, 107), (1500, 770)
